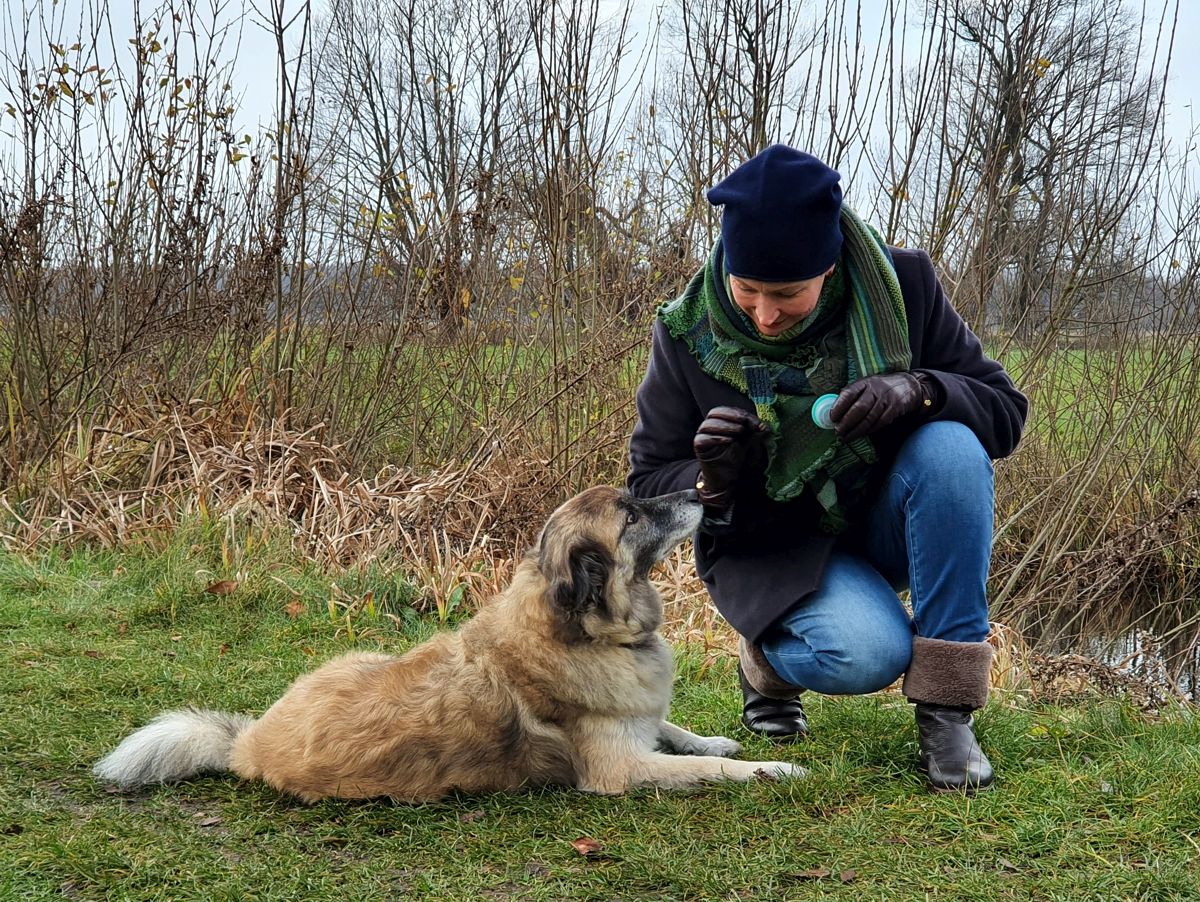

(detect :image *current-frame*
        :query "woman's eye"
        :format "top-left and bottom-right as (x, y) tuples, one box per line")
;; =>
(625, 510), (639, 526)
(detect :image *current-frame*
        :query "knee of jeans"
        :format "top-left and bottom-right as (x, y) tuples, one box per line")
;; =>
(825, 644), (911, 694)
(907, 422), (993, 474)
(903, 422), (992, 489)
(783, 634), (913, 696)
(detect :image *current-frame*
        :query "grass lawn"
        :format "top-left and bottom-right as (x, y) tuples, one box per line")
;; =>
(2, 546), (1200, 901)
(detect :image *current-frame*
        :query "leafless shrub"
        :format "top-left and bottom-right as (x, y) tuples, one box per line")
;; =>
(1, 0), (1198, 678)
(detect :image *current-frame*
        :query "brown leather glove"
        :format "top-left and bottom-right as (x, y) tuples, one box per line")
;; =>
(830, 372), (938, 441)
(693, 406), (769, 514)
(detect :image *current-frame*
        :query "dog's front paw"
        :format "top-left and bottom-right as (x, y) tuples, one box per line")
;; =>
(753, 761), (805, 781)
(691, 735), (742, 758)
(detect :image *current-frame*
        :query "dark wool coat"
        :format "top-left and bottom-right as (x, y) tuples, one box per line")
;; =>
(626, 248), (1029, 643)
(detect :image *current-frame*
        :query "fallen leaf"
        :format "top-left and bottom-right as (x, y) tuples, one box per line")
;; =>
(459, 809), (486, 823)
(791, 869), (831, 881)
(194, 814), (222, 827)
(218, 643), (231, 656)
(998, 857), (1020, 873)
(570, 837), (604, 858)
(301, 646), (315, 655)
(204, 579), (239, 596)
(117, 622), (128, 635)
(285, 599), (306, 619)
(840, 869), (857, 883)
(83, 650), (103, 659)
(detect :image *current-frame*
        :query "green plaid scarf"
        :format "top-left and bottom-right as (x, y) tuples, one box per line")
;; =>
(659, 207), (911, 532)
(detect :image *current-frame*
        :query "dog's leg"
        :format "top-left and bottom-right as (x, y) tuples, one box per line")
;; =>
(656, 721), (742, 758)
(626, 752), (804, 790)
(574, 718), (803, 793)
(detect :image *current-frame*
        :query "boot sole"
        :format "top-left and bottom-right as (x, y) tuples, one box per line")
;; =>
(741, 720), (810, 744)
(926, 780), (994, 795)
(918, 760), (995, 794)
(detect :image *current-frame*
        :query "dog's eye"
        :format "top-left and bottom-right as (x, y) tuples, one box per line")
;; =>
(625, 510), (639, 526)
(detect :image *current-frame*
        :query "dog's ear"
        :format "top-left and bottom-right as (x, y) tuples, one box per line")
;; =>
(547, 539), (613, 615)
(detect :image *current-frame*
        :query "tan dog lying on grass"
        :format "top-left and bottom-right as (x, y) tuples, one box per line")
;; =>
(94, 487), (802, 802)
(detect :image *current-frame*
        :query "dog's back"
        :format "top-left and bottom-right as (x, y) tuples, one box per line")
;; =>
(230, 612), (579, 802)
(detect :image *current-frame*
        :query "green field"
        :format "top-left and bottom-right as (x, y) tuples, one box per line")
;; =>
(2, 544), (1199, 901)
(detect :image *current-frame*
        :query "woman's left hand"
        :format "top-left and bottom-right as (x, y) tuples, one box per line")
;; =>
(830, 372), (936, 440)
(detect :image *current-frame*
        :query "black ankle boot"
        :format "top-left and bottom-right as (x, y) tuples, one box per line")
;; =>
(915, 704), (994, 794)
(738, 664), (809, 742)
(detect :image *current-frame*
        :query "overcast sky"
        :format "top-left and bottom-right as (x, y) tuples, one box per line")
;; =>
(227, 0), (1198, 148)
(3, 0), (1197, 168)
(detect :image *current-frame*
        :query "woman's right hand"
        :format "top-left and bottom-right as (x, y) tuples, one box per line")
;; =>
(693, 407), (769, 513)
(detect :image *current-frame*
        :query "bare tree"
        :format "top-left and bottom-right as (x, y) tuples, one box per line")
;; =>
(900, 0), (1174, 335)
(654, 0), (811, 245)
(312, 0), (536, 331)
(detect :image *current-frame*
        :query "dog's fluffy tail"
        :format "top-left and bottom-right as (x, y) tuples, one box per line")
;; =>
(93, 708), (255, 788)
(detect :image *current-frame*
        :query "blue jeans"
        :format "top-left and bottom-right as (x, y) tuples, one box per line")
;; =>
(761, 421), (994, 695)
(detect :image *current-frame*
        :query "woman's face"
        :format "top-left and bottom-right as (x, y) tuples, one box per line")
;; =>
(729, 267), (834, 337)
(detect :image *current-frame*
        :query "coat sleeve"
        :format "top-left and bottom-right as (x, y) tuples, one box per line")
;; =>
(627, 320), (705, 497)
(907, 250), (1028, 459)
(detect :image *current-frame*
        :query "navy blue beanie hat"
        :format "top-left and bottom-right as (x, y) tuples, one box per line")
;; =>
(707, 144), (844, 282)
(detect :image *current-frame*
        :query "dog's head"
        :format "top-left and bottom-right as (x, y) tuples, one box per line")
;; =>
(535, 487), (703, 645)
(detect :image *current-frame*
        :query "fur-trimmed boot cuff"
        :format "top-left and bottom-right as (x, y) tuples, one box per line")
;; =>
(902, 636), (993, 710)
(738, 636), (802, 700)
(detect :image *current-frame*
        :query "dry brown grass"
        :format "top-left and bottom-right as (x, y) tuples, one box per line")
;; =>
(0, 393), (563, 584)
(2, 391), (1195, 707)
(652, 544), (738, 668)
